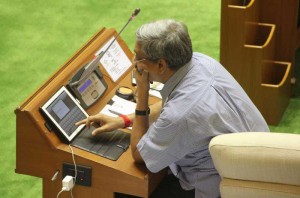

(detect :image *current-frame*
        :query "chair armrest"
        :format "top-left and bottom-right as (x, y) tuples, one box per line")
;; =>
(209, 132), (300, 186)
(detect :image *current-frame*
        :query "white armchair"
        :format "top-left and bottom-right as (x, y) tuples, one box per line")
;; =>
(209, 132), (300, 198)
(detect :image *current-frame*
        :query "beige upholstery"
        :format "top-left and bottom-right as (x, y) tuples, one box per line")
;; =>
(209, 132), (300, 198)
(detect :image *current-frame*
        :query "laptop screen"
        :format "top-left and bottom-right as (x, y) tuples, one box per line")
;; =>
(40, 86), (88, 142)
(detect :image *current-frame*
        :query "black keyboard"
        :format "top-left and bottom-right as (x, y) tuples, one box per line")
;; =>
(71, 127), (130, 161)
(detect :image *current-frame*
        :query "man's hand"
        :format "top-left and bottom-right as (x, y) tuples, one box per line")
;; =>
(76, 114), (124, 136)
(134, 69), (150, 93)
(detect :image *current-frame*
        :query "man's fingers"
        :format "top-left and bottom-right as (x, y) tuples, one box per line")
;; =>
(75, 115), (96, 127)
(91, 127), (105, 136)
(75, 119), (87, 126)
(91, 123), (112, 136)
(86, 116), (93, 127)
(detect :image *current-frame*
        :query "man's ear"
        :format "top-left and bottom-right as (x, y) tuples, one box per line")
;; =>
(157, 59), (168, 74)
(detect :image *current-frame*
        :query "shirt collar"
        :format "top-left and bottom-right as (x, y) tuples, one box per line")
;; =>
(160, 59), (192, 104)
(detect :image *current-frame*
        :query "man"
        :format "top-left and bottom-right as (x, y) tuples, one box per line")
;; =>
(77, 19), (269, 198)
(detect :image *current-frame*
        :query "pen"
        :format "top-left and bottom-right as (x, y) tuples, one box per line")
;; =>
(108, 109), (122, 116)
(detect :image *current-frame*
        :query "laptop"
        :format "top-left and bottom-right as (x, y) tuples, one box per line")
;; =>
(40, 86), (130, 161)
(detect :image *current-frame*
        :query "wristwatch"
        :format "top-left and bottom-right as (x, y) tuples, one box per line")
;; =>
(135, 108), (150, 116)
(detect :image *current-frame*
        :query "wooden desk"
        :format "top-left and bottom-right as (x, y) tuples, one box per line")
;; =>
(15, 27), (166, 198)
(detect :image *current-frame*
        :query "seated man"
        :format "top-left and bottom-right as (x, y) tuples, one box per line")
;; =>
(77, 19), (269, 198)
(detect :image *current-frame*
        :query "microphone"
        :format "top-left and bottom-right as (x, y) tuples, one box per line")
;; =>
(130, 8), (141, 20)
(71, 8), (141, 86)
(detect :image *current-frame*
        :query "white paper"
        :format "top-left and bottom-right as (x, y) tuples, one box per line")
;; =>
(95, 37), (132, 82)
(100, 95), (136, 116)
(149, 89), (162, 99)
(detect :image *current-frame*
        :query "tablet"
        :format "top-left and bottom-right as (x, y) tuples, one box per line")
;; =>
(40, 86), (87, 142)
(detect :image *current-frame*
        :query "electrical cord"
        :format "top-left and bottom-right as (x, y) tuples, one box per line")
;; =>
(56, 187), (67, 198)
(68, 144), (78, 183)
(71, 189), (74, 198)
(68, 144), (77, 198)
(56, 145), (77, 198)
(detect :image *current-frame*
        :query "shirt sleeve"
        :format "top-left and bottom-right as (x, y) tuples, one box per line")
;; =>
(137, 117), (189, 173)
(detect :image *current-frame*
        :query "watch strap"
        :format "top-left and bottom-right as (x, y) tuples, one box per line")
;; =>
(135, 108), (150, 116)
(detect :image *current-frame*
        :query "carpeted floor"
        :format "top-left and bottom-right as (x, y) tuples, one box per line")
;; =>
(1, 0), (299, 197)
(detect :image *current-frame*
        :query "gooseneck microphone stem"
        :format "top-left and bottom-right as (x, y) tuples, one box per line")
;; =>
(102, 8), (140, 56)
(71, 8), (141, 86)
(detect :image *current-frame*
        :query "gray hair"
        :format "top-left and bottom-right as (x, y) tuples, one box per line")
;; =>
(135, 19), (193, 70)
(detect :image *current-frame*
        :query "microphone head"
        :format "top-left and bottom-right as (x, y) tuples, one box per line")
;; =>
(131, 8), (141, 20)
(133, 8), (141, 16)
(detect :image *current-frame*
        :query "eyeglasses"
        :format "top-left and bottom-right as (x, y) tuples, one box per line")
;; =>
(132, 52), (147, 63)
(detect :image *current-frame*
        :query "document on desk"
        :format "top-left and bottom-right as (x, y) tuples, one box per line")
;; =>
(95, 37), (132, 82)
(101, 95), (136, 117)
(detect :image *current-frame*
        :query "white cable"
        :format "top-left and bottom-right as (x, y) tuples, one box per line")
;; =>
(68, 144), (77, 187)
(56, 187), (66, 198)
(71, 188), (74, 198)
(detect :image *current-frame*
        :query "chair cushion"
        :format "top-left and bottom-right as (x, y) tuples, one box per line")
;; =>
(209, 132), (300, 186)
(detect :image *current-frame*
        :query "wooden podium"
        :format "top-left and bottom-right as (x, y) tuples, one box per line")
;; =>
(15, 28), (166, 198)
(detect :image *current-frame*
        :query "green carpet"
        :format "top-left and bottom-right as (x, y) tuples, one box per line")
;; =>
(1, 0), (299, 197)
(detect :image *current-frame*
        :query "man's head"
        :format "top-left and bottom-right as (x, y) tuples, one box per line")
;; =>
(133, 19), (193, 82)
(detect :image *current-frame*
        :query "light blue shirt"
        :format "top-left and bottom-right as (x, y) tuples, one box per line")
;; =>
(137, 52), (269, 198)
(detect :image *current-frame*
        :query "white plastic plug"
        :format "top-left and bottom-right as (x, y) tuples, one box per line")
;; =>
(62, 175), (74, 191)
